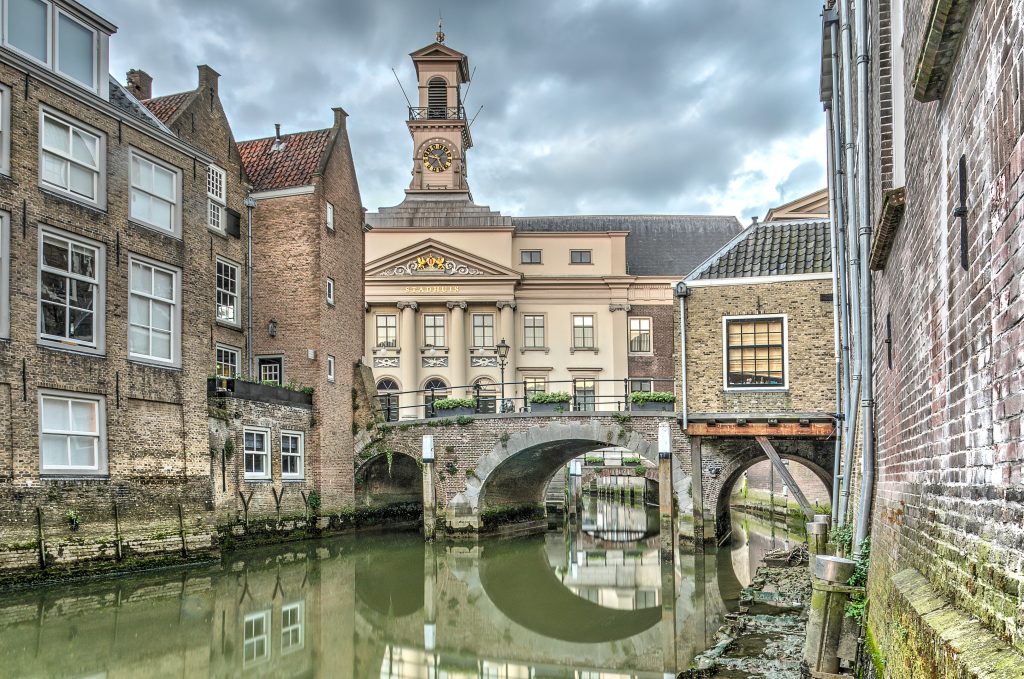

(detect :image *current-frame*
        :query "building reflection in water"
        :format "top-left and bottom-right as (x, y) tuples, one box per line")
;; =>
(0, 499), (781, 678)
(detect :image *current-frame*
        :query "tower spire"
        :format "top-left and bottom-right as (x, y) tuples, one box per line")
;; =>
(436, 11), (445, 43)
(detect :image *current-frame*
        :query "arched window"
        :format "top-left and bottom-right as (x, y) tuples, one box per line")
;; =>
(474, 378), (498, 414)
(427, 77), (447, 119)
(423, 378), (448, 418)
(376, 378), (399, 422)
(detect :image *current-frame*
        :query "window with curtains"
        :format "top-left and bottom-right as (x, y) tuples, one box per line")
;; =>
(628, 317), (652, 353)
(724, 316), (787, 388)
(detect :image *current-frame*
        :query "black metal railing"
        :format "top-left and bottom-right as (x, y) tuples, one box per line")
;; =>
(376, 377), (676, 422)
(409, 106), (466, 120)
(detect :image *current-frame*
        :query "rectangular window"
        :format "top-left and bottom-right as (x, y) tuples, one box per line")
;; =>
(0, 84), (10, 175)
(243, 428), (269, 480)
(243, 610), (270, 666)
(628, 317), (652, 353)
(326, 202), (334, 231)
(281, 431), (304, 480)
(128, 257), (179, 365)
(376, 314), (397, 348)
(523, 315), (545, 349)
(258, 356), (282, 385)
(38, 228), (102, 350)
(207, 165), (225, 231)
(572, 315), (595, 349)
(423, 313), (445, 347)
(327, 355), (335, 383)
(39, 391), (105, 475)
(574, 379), (596, 411)
(7, 0), (50, 65)
(55, 10), (96, 89)
(129, 150), (179, 234)
(630, 379), (653, 393)
(524, 377), (546, 398)
(724, 316), (787, 389)
(216, 344), (239, 378)
(570, 250), (592, 264)
(520, 249), (541, 264)
(472, 313), (494, 347)
(0, 210), (8, 339)
(281, 601), (304, 654)
(326, 277), (335, 305)
(215, 258), (239, 325)
(40, 110), (102, 204)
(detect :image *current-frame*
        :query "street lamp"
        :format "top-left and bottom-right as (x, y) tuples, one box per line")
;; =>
(496, 338), (510, 410)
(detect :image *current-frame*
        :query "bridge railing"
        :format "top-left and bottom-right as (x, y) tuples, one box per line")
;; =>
(376, 377), (676, 422)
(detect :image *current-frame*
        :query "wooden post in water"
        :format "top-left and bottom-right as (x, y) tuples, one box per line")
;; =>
(36, 507), (46, 570)
(422, 435), (436, 540)
(113, 501), (123, 561)
(690, 435), (705, 551)
(658, 423), (675, 560)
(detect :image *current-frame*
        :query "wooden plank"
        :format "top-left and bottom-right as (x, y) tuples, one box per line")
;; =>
(684, 422), (835, 438)
(754, 436), (815, 519)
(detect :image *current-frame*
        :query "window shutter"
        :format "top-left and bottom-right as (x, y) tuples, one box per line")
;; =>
(225, 208), (241, 238)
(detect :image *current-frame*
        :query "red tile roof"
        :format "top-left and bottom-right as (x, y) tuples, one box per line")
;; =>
(140, 91), (193, 124)
(237, 129), (332, 191)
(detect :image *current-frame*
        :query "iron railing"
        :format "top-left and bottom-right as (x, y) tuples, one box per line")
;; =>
(409, 106), (466, 120)
(376, 377), (676, 422)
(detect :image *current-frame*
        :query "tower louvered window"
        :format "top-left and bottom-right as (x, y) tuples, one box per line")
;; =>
(427, 77), (447, 118)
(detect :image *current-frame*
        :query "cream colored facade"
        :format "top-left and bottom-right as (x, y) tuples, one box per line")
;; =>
(364, 38), (741, 418)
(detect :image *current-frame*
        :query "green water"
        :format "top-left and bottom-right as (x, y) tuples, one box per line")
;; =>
(0, 500), (784, 678)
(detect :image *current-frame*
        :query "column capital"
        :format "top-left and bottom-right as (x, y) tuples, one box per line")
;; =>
(608, 303), (632, 312)
(446, 301), (467, 310)
(496, 300), (517, 310)
(397, 301), (419, 311)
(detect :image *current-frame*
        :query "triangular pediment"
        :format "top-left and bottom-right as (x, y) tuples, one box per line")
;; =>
(410, 42), (468, 60)
(764, 188), (830, 221)
(366, 239), (521, 280)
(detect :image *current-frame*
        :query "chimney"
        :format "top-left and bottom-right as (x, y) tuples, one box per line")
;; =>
(332, 107), (349, 129)
(197, 64), (220, 96)
(126, 69), (152, 100)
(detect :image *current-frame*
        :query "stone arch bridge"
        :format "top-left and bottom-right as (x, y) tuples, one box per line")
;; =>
(354, 413), (835, 541)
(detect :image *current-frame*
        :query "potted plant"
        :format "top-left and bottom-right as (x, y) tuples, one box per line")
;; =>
(629, 391), (676, 412)
(432, 397), (477, 417)
(529, 391), (572, 414)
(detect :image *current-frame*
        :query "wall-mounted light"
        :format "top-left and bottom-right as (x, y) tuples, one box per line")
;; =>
(268, 319), (277, 337)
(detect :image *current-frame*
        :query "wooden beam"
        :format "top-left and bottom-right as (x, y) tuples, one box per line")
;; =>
(685, 422), (834, 438)
(754, 436), (815, 519)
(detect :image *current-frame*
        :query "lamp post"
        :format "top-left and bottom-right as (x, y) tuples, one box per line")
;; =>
(496, 338), (510, 410)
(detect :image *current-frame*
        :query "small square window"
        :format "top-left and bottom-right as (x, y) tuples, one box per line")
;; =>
(570, 250), (592, 264)
(327, 355), (335, 383)
(216, 344), (239, 378)
(257, 356), (282, 385)
(326, 202), (335, 231)
(724, 316), (787, 389)
(326, 277), (335, 305)
(39, 390), (106, 476)
(520, 250), (541, 264)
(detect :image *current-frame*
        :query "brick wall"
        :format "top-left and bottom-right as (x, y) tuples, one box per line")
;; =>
(738, 459), (831, 507)
(628, 303), (675, 389)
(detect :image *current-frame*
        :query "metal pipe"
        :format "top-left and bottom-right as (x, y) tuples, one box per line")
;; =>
(675, 282), (690, 429)
(244, 195), (257, 378)
(824, 103), (844, 525)
(853, 0), (876, 555)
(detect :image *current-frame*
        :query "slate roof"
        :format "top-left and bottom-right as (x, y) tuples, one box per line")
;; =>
(513, 214), (742, 277)
(108, 77), (174, 134)
(140, 91), (193, 125)
(689, 219), (832, 281)
(237, 129), (332, 191)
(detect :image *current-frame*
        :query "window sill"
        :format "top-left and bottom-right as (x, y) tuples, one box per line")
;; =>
(327, 301), (336, 307)
(207, 226), (230, 239)
(282, 477), (306, 483)
(215, 319), (243, 332)
(520, 346), (550, 354)
(242, 477), (273, 483)
(38, 185), (106, 214)
(373, 346), (399, 354)
(570, 347), (599, 355)
(628, 352), (654, 357)
(37, 339), (105, 358)
(40, 474), (109, 481)
(420, 347), (449, 354)
(723, 387), (790, 393)
(127, 218), (181, 241)
(128, 356), (182, 371)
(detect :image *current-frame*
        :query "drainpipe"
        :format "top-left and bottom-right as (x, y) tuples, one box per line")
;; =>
(244, 195), (257, 378)
(674, 282), (690, 430)
(836, 0), (861, 527)
(853, 0), (875, 555)
(824, 104), (844, 526)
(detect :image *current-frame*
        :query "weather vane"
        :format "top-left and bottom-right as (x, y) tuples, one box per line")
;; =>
(436, 11), (445, 43)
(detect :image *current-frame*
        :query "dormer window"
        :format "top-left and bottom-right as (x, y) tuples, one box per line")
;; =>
(3, 0), (107, 94)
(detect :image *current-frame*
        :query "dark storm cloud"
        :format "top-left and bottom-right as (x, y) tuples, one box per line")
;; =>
(94, 0), (826, 218)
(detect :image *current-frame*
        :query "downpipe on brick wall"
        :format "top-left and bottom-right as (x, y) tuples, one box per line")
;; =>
(675, 282), (690, 431)
(824, 101), (845, 526)
(244, 195), (257, 377)
(852, 0), (876, 555)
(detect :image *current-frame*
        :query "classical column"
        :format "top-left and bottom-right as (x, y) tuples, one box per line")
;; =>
(496, 301), (517, 401)
(398, 301), (419, 419)
(447, 301), (467, 396)
(609, 304), (631, 391)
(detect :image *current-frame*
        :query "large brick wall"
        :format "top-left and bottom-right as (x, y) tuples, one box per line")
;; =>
(628, 303), (676, 387)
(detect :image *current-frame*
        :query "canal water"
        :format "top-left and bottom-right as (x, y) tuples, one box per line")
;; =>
(0, 500), (799, 678)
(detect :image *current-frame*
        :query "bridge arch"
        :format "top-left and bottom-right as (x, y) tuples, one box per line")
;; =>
(355, 450), (423, 510)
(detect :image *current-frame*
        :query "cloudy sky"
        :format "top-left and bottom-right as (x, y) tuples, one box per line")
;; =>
(95, 0), (826, 221)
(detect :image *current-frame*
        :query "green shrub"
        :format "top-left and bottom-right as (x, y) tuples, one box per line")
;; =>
(629, 390), (676, 404)
(307, 490), (322, 513)
(433, 397), (476, 410)
(633, 465), (646, 477)
(529, 391), (572, 404)
(621, 456), (643, 465)
(584, 455), (604, 465)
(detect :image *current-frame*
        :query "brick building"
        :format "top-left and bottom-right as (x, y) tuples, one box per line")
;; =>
(820, 0), (1024, 674)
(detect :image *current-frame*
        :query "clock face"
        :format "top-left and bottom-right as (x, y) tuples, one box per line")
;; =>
(422, 143), (453, 173)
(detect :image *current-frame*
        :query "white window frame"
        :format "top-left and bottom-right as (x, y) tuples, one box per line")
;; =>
(38, 107), (106, 208)
(215, 257), (240, 327)
(207, 164), (226, 232)
(257, 355), (283, 385)
(54, 8), (97, 91)
(128, 255), (181, 367)
(128, 148), (181, 236)
(281, 431), (304, 481)
(472, 313), (494, 348)
(242, 609), (271, 667)
(216, 343), (240, 378)
(37, 226), (105, 354)
(3, 0), (53, 68)
(281, 601), (305, 654)
(38, 389), (106, 476)
(0, 83), (10, 176)
(243, 427), (270, 480)
(326, 201), (334, 231)
(327, 355), (335, 383)
(0, 210), (8, 339)
(326, 277), (335, 305)
(628, 316), (652, 354)
(722, 314), (790, 392)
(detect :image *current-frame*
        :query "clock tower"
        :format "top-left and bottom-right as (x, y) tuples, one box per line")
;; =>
(406, 31), (473, 198)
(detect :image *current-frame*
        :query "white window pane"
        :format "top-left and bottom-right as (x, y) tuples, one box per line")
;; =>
(68, 436), (96, 467)
(153, 165), (174, 200)
(69, 164), (94, 198)
(130, 190), (150, 223)
(130, 156), (145, 189)
(70, 245), (95, 278)
(71, 130), (96, 167)
(43, 118), (68, 153)
(150, 199), (172, 230)
(41, 397), (69, 430)
(9, 0), (48, 63)
(42, 237), (68, 270)
(153, 269), (174, 300)
(151, 301), (171, 331)
(69, 400), (96, 432)
(132, 264), (152, 294)
(129, 324), (148, 354)
(151, 330), (171, 359)
(58, 14), (94, 87)
(42, 154), (67, 187)
(41, 434), (67, 467)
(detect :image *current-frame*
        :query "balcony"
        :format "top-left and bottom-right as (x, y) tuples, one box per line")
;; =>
(409, 106), (466, 121)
